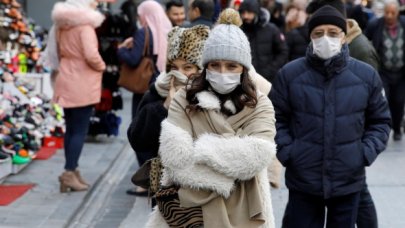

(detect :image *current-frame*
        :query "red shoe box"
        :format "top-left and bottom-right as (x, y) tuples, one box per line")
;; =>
(42, 136), (64, 149)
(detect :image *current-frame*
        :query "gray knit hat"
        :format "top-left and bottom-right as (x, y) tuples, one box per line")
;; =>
(202, 8), (252, 69)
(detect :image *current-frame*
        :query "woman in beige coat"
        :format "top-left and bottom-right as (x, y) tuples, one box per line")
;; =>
(51, 0), (105, 192)
(146, 9), (276, 228)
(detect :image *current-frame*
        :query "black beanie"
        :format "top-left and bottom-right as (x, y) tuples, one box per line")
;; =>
(306, 0), (346, 17)
(308, 5), (347, 36)
(239, 0), (261, 15)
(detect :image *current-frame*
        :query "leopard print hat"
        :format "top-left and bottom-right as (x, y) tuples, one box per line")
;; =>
(166, 25), (210, 72)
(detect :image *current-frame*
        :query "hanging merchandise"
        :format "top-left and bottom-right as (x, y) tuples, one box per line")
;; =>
(87, 5), (134, 137)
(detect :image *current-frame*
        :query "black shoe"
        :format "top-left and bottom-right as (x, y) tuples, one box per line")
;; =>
(126, 188), (148, 197)
(393, 132), (402, 141)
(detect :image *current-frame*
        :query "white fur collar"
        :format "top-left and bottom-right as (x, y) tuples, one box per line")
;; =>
(224, 100), (237, 114)
(195, 91), (220, 111)
(195, 90), (237, 114)
(52, 2), (105, 29)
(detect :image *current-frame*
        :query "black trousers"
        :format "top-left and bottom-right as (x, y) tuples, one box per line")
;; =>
(383, 76), (405, 133)
(282, 190), (361, 228)
(357, 185), (378, 228)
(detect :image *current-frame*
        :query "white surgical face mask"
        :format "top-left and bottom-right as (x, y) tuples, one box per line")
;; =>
(206, 69), (241, 94)
(312, 36), (342, 60)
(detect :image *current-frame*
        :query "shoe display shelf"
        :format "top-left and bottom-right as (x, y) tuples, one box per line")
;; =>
(11, 161), (28, 174)
(1, 76), (62, 175)
(0, 156), (12, 183)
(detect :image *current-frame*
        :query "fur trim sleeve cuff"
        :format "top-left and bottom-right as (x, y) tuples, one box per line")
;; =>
(194, 134), (276, 180)
(159, 120), (194, 168)
(166, 166), (235, 198)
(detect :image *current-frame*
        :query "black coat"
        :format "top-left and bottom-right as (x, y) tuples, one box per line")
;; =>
(285, 24), (309, 61)
(270, 44), (391, 199)
(188, 17), (213, 28)
(127, 85), (167, 165)
(241, 10), (288, 83)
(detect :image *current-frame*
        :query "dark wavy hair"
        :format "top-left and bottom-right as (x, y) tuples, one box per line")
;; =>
(186, 67), (258, 114)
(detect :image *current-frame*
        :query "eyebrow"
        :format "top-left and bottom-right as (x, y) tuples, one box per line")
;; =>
(313, 29), (341, 32)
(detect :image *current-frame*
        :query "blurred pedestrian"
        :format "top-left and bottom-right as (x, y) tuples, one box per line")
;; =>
(146, 8), (276, 228)
(239, 0), (289, 83)
(51, 0), (106, 192)
(120, 0), (138, 38)
(165, 0), (187, 27)
(285, 2), (309, 61)
(117, 0), (172, 119)
(270, 5), (391, 228)
(187, 0), (215, 28)
(260, 0), (285, 31)
(126, 25), (210, 196)
(365, 0), (405, 141)
(285, 2), (307, 33)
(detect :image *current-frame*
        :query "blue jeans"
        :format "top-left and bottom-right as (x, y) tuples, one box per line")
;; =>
(63, 105), (93, 171)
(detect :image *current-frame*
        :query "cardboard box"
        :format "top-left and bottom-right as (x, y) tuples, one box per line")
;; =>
(42, 136), (64, 149)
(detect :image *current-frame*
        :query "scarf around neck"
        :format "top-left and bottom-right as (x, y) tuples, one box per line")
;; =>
(306, 43), (349, 78)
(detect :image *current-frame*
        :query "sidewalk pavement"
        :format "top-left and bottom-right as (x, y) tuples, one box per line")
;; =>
(0, 91), (136, 228)
(120, 136), (405, 228)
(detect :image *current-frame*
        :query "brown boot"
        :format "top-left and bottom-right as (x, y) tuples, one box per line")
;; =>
(59, 171), (88, 193)
(74, 170), (90, 187)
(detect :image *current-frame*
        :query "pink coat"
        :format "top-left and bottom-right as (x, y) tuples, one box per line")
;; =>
(51, 3), (106, 108)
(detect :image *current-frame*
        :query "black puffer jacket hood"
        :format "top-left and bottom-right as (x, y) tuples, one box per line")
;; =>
(239, 0), (261, 15)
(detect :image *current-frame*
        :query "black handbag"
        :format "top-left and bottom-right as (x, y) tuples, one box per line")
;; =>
(131, 157), (162, 193)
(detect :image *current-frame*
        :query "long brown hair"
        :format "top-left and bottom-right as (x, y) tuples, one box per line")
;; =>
(186, 67), (258, 114)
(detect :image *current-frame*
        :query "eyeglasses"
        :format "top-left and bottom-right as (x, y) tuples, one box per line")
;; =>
(310, 30), (343, 39)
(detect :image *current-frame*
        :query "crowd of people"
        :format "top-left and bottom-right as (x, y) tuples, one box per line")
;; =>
(44, 0), (404, 227)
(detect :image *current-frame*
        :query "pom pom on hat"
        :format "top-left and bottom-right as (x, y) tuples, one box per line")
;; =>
(217, 8), (243, 27)
(202, 8), (252, 69)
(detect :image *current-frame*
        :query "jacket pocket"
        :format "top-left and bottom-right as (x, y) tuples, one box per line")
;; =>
(276, 141), (295, 167)
(348, 142), (366, 173)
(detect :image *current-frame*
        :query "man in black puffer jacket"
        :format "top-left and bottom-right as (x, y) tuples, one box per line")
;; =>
(270, 5), (391, 228)
(239, 0), (288, 83)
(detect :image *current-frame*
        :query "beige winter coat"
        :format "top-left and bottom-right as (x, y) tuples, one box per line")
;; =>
(249, 68), (283, 188)
(146, 88), (276, 228)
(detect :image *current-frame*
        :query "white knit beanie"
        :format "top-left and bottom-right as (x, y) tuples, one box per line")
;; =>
(202, 8), (252, 69)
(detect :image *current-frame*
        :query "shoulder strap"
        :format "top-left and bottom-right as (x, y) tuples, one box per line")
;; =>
(142, 27), (150, 57)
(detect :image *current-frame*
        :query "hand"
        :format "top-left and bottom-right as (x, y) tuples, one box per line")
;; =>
(163, 78), (176, 109)
(118, 37), (133, 49)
